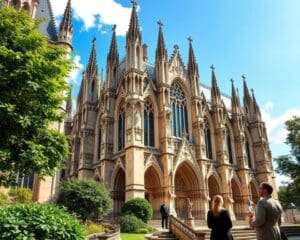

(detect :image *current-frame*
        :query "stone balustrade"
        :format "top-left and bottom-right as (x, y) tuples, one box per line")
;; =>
(169, 215), (205, 240)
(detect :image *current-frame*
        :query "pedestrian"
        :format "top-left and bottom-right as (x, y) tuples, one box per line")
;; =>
(247, 200), (255, 228)
(250, 182), (283, 240)
(207, 195), (233, 240)
(160, 200), (169, 229)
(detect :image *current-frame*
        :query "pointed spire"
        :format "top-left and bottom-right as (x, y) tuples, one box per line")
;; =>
(155, 20), (167, 60)
(107, 24), (119, 64)
(187, 36), (198, 77)
(231, 79), (241, 113)
(86, 37), (98, 77)
(211, 65), (221, 102)
(58, 0), (73, 46)
(127, 0), (141, 42)
(251, 88), (261, 117)
(242, 75), (252, 108)
(66, 86), (72, 121)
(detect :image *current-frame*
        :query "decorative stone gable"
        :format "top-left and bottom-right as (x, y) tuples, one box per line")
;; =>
(168, 45), (186, 82)
(174, 138), (197, 168)
(144, 154), (162, 173)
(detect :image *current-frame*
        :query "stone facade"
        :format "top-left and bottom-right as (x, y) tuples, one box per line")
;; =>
(66, 2), (277, 220)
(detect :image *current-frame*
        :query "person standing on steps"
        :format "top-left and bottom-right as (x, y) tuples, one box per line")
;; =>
(207, 195), (233, 240)
(160, 200), (170, 229)
(250, 182), (283, 240)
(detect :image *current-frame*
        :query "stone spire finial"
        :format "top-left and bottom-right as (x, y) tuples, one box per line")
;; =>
(58, 0), (73, 45)
(127, 0), (141, 42)
(155, 19), (167, 61)
(86, 37), (98, 77)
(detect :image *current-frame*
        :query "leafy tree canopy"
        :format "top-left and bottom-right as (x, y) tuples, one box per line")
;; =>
(57, 179), (112, 222)
(275, 116), (300, 208)
(0, 3), (73, 186)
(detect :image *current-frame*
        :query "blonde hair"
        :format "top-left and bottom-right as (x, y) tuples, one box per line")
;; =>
(212, 195), (224, 216)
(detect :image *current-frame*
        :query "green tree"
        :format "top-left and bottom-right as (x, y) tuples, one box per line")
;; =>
(275, 116), (300, 208)
(0, 3), (73, 186)
(57, 179), (112, 222)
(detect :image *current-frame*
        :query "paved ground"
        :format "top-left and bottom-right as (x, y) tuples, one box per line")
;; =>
(288, 237), (300, 240)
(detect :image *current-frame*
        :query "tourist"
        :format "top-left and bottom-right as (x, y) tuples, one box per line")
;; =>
(207, 195), (233, 240)
(160, 200), (169, 229)
(250, 182), (283, 240)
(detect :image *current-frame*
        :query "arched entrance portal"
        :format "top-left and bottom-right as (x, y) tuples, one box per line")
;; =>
(250, 181), (259, 204)
(208, 175), (220, 208)
(231, 179), (243, 220)
(112, 168), (125, 217)
(144, 166), (162, 219)
(174, 162), (201, 219)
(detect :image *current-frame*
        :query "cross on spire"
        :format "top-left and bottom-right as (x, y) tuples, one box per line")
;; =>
(230, 78), (234, 84)
(187, 36), (193, 43)
(131, 0), (137, 7)
(112, 24), (117, 31)
(174, 44), (179, 50)
(92, 36), (96, 45)
(242, 74), (246, 81)
(157, 19), (163, 28)
(210, 64), (215, 70)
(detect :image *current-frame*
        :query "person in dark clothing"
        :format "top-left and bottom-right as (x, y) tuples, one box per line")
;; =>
(207, 195), (233, 240)
(160, 201), (169, 229)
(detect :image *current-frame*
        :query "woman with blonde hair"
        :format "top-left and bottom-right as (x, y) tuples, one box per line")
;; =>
(207, 195), (233, 240)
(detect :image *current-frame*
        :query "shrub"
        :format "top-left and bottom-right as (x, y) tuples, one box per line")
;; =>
(0, 203), (84, 240)
(121, 198), (152, 223)
(85, 221), (105, 235)
(0, 192), (8, 205)
(57, 179), (112, 222)
(8, 188), (33, 204)
(138, 228), (149, 233)
(119, 214), (146, 233)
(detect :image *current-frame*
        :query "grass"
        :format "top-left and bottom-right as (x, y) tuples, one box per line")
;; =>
(121, 233), (146, 240)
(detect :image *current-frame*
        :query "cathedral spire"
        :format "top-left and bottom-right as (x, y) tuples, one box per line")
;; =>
(231, 79), (240, 113)
(155, 20), (167, 61)
(86, 37), (98, 78)
(211, 65), (221, 104)
(107, 25), (119, 65)
(251, 88), (261, 119)
(58, 0), (73, 46)
(187, 36), (198, 78)
(127, 0), (141, 43)
(242, 75), (252, 110)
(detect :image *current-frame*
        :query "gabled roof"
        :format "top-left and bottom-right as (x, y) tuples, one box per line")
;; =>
(35, 0), (58, 42)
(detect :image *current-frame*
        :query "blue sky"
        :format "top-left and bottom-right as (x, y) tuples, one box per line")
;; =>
(51, 0), (300, 183)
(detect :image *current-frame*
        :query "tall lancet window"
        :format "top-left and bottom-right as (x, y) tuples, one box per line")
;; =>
(118, 105), (125, 151)
(226, 128), (234, 164)
(170, 82), (188, 138)
(97, 128), (102, 160)
(245, 138), (252, 169)
(144, 101), (154, 147)
(204, 122), (213, 159)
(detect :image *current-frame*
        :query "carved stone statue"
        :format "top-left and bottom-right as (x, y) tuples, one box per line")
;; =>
(187, 198), (193, 218)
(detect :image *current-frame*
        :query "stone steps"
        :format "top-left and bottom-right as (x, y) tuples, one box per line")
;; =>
(145, 230), (178, 240)
(280, 225), (300, 238)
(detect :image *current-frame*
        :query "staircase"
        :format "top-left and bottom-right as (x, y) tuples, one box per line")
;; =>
(202, 228), (256, 240)
(280, 225), (300, 239)
(145, 230), (178, 240)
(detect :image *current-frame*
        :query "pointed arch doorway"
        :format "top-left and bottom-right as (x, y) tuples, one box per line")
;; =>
(112, 168), (125, 217)
(144, 166), (163, 219)
(174, 162), (201, 219)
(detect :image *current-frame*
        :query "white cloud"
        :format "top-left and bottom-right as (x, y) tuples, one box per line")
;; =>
(69, 55), (84, 85)
(261, 103), (300, 144)
(51, 0), (132, 36)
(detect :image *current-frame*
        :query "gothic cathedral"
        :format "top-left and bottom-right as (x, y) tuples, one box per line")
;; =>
(66, 2), (277, 220)
(5, 0), (277, 221)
